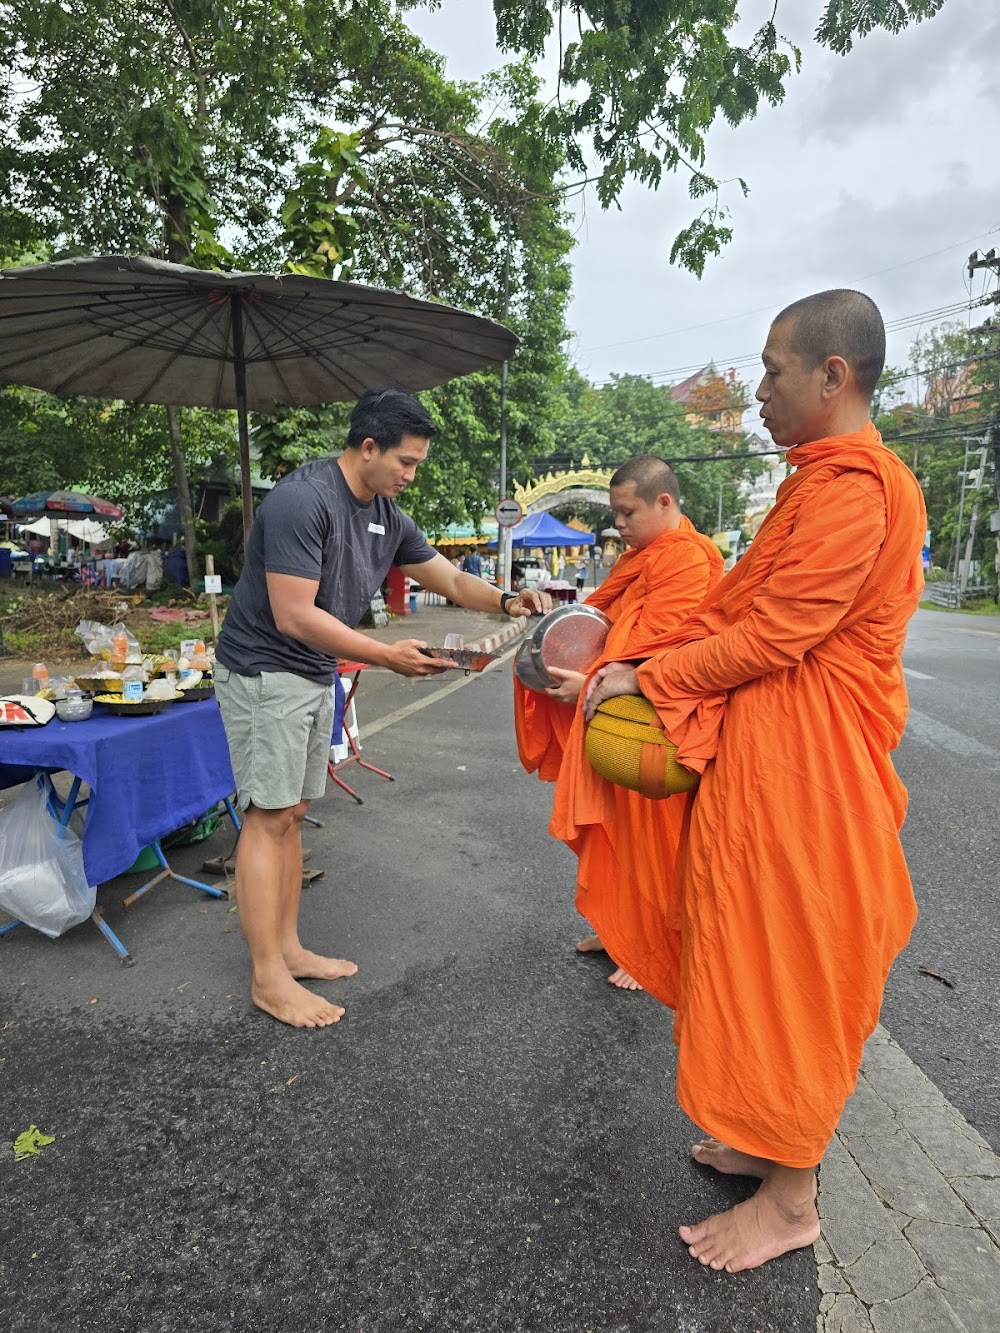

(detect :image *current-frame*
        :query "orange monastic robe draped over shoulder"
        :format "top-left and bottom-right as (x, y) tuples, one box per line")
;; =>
(515, 517), (723, 972)
(584, 423), (925, 1168)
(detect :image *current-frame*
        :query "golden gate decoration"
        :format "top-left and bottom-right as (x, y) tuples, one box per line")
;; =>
(513, 455), (614, 514)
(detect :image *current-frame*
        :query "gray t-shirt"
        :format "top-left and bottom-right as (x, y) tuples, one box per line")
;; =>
(216, 457), (436, 684)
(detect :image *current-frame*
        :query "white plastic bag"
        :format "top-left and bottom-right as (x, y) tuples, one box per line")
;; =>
(0, 776), (96, 937)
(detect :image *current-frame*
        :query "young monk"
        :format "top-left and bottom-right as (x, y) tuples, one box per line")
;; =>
(582, 290), (927, 1272)
(514, 457), (723, 989)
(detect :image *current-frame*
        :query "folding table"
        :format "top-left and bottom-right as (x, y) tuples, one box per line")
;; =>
(0, 699), (238, 963)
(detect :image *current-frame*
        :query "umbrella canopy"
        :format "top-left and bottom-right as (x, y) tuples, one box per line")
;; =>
(0, 256), (520, 538)
(8, 489), (123, 520)
(18, 515), (110, 545)
(488, 510), (594, 549)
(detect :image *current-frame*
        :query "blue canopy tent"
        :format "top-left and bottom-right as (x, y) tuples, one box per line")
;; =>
(487, 510), (594, 549)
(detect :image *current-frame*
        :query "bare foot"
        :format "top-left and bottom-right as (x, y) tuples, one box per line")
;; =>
(576, 933), (605, 954)
(679, 1173), (819, 1273)
(691, 1138), (773, 1180)
(251, 975), (345, 1028)
(607, 965), (643, 991)
(284, 948), (358, 981)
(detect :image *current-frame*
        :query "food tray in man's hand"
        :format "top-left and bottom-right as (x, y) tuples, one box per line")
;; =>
(417, 646), (504, 672)
(175, 683), (216, 702)
(92, 694), (179, 716)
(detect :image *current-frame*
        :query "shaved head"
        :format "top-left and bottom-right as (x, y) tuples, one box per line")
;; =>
(773, 289), (886, 400)
(610, 456), (681, 506)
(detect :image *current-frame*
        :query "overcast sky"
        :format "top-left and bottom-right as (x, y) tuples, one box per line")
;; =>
(408, 0), (1000, 400)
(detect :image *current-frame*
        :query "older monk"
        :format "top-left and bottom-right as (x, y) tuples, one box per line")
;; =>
(585, 290), (926, 1272)
(515, 458), (722, 988)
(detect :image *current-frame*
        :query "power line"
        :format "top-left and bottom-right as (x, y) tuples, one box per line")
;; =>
(578, 230), (1000, 355)
(589, 296), (997, 388)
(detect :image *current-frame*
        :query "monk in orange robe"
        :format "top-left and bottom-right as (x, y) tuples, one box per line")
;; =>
(514, 457), (723, 988)
(583, 289), (927, 1272)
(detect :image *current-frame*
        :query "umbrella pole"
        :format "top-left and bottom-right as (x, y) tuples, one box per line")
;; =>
(231, 293), (254, 541)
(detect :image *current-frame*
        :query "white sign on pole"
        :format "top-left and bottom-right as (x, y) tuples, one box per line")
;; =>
(203, 574), (223, 595)
(494, 498), (523, 528)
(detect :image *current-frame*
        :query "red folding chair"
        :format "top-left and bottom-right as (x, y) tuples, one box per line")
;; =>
(327, 660), (394, 805)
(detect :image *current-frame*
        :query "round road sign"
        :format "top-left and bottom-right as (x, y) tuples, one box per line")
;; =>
(495, 498), (523, 528)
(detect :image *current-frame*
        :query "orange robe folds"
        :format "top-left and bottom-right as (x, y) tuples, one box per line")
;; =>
(610, 424), (925, 1168)
(515, 519), (723, 978)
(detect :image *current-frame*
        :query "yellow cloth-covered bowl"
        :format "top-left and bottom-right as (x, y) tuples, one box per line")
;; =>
(585, 694), (700, 799)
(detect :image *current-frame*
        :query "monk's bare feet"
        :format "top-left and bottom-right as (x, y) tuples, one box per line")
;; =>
(284, 947), (358, 982)
(576, 933), (604, 954)
(608, 965), (643, 991)
(691, 1138), (772, 1180)
(251, 974), (344, 1028)
(679, 1168), (819, 1273)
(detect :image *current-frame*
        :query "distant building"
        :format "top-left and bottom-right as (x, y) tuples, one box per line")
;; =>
(923, 363), (980, 416)
(741, 435), (788, 537)
(671, 365), (746, 436)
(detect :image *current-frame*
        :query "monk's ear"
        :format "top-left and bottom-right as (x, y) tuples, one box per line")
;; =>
(822, 355), (851, 398)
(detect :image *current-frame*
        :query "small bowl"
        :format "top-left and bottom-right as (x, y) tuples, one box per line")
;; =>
(56, 695), (94, 722)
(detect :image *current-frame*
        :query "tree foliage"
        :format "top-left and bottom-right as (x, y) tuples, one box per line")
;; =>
(479, 0), (950, 274)
(535, 371), (762, 536)
(0, 3), (575, 547)
(875, 319), (998, 588)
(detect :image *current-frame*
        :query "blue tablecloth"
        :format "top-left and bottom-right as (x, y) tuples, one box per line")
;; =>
(0, 701), (236, 885)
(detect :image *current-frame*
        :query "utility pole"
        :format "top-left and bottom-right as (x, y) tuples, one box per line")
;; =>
(960, 447), (989, 594)
(497, 211), (513, 592)
(967, 251), (1000, 593)
(951, 437), (972, 604)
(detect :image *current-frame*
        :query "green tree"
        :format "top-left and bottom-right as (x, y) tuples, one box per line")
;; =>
(481, 0), (949, 274)
(538, 372), (760, 536)
(876, 320), (998, 590)
(1, 5), (574, 558)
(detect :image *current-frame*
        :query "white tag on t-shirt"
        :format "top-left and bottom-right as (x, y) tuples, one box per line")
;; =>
(368, 522), (385, 535)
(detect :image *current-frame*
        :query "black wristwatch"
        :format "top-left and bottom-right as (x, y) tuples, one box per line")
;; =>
(499, 591), (518, 615)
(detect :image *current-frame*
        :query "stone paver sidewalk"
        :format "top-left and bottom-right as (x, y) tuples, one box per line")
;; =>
(818, 1026), (1000, 1332)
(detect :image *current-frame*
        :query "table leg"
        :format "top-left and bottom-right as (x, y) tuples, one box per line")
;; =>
(0, 909), (134, 966)
(122, 840), (227, 908)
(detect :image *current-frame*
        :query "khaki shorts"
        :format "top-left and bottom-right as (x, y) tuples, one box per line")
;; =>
(215, 665), (335, 811)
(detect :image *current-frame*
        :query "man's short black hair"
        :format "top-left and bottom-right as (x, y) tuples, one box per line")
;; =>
(773, 289), (886, 400)
(610, 455), (681, 506)
(347, 387), (437, 452)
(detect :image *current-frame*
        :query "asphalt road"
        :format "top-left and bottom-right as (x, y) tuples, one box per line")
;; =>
(882, 607), (1000, 1151)
(0, 652), (819, 1333)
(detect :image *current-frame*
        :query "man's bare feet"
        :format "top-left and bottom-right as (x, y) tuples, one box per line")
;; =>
(251, 974), (344, 1028)
(284, 947), (358, 981)
(576, 933), (604, 953)
(607, 965), (643, 991)
(691, 1138), (773, 1180)
(679, 1169), (819, 1273)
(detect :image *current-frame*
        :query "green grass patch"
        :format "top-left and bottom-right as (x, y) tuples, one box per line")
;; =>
(919, 598), (1000, 616)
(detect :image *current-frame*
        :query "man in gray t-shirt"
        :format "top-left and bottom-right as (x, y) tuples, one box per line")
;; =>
(214, 387), (549, 1032)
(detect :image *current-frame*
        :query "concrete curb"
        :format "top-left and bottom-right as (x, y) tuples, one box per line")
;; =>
(817, 1025), (1000, 1333)
(465, 616), (528, 656)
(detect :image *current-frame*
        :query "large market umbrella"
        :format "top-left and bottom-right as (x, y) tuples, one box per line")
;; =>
(0, 256), (520, 538)
(8, 489), (123, 520)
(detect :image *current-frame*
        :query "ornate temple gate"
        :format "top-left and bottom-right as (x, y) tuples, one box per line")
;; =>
(513, 456), (613, 515)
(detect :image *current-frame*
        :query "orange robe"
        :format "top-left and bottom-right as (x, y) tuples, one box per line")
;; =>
(515, 518), (723, 973)
(563, 424), (927, 1168)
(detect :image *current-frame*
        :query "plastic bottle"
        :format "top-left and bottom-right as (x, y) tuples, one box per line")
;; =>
(111, 628), (128, 667)
(31, 662), (49, 695)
